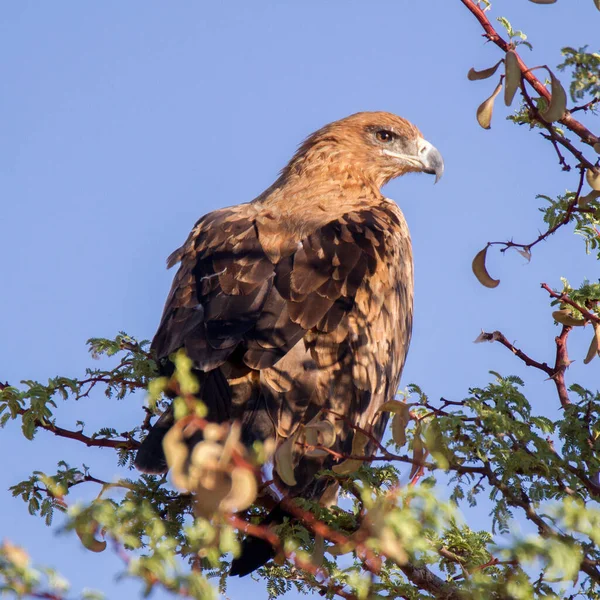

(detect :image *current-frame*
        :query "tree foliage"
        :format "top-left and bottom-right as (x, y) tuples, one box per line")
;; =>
(2, 1), (600, 599)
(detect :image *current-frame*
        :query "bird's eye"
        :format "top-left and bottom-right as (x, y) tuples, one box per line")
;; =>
(376, 130), (394, 143)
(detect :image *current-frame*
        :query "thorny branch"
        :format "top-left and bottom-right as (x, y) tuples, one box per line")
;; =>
(542, 283), (600, 325)
(477, 327), (572, 408)
(486, 132), (588, 255)
(14, 406), (140, 450)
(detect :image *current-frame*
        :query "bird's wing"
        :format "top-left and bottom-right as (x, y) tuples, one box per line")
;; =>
(151, 201), (410, 450)
(153, 201), (401, 368)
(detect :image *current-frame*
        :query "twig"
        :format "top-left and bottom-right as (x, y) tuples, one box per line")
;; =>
(541, 283), (600, 325)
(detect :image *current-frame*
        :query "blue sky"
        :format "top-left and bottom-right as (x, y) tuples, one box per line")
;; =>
(2, 1), (599, 598)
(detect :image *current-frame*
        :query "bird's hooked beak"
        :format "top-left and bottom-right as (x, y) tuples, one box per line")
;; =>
(416, 138), (444, 183)
(383, 137), (444, 183)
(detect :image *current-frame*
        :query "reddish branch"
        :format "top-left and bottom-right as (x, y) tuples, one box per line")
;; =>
(487, 115), (588, 254)
(541, 283), (600, 325)
(479, 328), (572, 408)
(481, 331), (553, 376)
(228, 514), (358, 600)
(459, 0), (599, 147)
(15, 407), (140, 450)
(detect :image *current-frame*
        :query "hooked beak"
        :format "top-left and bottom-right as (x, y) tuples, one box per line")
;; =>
(416, 138), (444, 183)
(382, 137), (444, 183)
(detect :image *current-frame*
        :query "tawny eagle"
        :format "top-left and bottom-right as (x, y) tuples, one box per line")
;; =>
(135, 111), (443, 574)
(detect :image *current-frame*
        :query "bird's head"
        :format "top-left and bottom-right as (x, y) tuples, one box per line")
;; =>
(288, 111), (444, 189)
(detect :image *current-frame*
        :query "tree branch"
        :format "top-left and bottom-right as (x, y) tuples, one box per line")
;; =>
(459, 0), (599, 147)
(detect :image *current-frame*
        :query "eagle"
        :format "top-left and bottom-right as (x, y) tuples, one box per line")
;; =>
(135, 111), (443, 575)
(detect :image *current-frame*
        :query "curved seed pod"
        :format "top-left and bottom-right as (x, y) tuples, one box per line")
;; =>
(332, 430), (369, 474)
(476, 82), (503, 129)
(75, 520), (107, 553)
(380, 401), (411, 447)
(579, 190), (600, 208)
(194, 474), (232, 517)
(552, 309), (585, 327)
(541, 71), (567, 122)
(472, 246), (500, 288)
(595, 0), (600, 11)
(163, 426), (192, 490)
(504, 51), (521, 106)
(392, 412), (408, 448)
(467, 60), (503, 81)
(409, 430), (426, 480)
(274, 429), (299, 486)
(583, 323), (600, 364)
(377, 399), (411, 415)
(586, 168), (600, 191)
(220, 467), (257, 513)
(303, 426), (330, 457)
(305, 421), (336, 448)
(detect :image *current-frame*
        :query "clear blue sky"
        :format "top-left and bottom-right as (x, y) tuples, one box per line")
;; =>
(2, 1), (599, 598)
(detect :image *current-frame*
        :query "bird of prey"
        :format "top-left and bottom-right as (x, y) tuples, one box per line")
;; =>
(135, 111), (443, 574)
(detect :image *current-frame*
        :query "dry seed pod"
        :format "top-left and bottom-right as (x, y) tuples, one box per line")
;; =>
(586, 168), (600, 191)
(504, 51), (521, 106)
(467, 60), (503, 81)
(378, 399), (411, 415)
(409, 430), (426, 480)
(332, 430), (368, 474)
(75, 520), (107, 553)
(274, 429), (299, 486)
(220, 467), (257, 513)
(472, 246), (500, 288)
(594, 0), (600, 10)
(392, 412), (409, 448)
(579, 190), (600, 208)
(583, 323), (600, 364)
(163, 426), (192, 490)
(552, 309), (585, 327)
(541, 71), (567, 122)
(476, 82), (503, 129)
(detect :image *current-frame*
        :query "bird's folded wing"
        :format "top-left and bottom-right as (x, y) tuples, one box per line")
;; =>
(151, 202), (401, 376)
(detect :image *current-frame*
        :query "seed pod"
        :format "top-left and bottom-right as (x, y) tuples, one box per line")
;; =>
(583, 323), (600, 364)
(476, 82), (503, 129)
(219, 467), (257, 513)
(75, 520), (107, 553)
(541, 71), (567, 122)
(332, 430), (368, 474)
(552, 309), (585, 327)
(467, 60), (503, 81)
(472, 246), (500, 288)
(586, 168), (600, 191)
(392, 412), (409, 448)
(409, 427), (426, 480)
(594, 0), (600, 10)
(504, 51), (521, 106)
(274, 429), (299, 486)
(579, 190), (600, 208)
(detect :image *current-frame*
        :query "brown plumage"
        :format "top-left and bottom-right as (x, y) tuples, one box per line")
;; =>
(135, 111), (443, 574)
